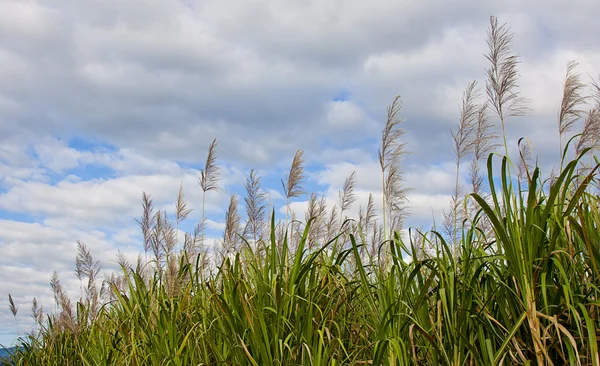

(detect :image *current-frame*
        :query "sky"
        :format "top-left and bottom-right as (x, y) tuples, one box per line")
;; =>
(1, 0), (600, 346)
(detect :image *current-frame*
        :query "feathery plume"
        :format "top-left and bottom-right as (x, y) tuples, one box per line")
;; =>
(468, 158), (484, 196)
(151, 210), (165, 264)
(289, 210), (302, 250)
(243, 169), (267, 244)
(325, 206), (339, 243)
(282, 150), (306, 199)
(31, 297), (43, 325)
(75, 241), (101, 282)
(576, 109), (600, 154)
(136, 253), (144, 274)
(338, 171), (357, 222)
(473, 104), (497, 160)
(175, 183), (193, 223)
(135, 192), (155, 253)
(8, 294), (19, 335)
(517, 137), (535, 184)
(305, 193), (327, 248)
(378, 96), (406, 172)
(388, 212), (405, 239)
(183, 232), (195, 259)
(199, 139), (220, 193)
(75, 240), (101, 317)
(50, 271), (62, 312)
(358, 193), (377, 235)
(223, 194), (241, 256)
(576, 78), (600, 154)
(384, 164), (409, 228)
(49, 271), (75, 331)
(117, 250), (131, 271)
(282, 149), (306, 243)
(370, 221), (383, 260)
(305, 192), (319, 222)
(199, 139), (220, 249)
(452, 81), (479, 162)
(161, 210), (178, 255)
(378, 96), (408, 240)
(8, 294), (18, 317)
(101, 273), (119, 304)
(558, 61), (587, 151)
(410, 227), (427, 260)
(485, 15), (529, 155)
(469, 103), (498, 194)
(165, 255), (181, 298)
(449, 81), (479, 255)
(442, 198), (463, 247)
(275, 220), (286, 248)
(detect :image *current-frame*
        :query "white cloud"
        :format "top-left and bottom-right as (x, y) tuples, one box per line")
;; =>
(406, 193), (452, 228)
(0, 1), (60, 40)
(33, 137), (86, 173)
(205, 219), (226, 231)
(325, 100), (367, 128)
(314, 161), (382, 193)
(265, 189), (284, 202)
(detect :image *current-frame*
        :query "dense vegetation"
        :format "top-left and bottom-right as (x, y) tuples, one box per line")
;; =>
(4, 16), (600, 365)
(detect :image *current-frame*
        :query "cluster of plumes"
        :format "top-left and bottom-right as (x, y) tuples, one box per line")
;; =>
(228, 129), (407, 260)
(7, 243), (98, 340)
(38, 242), (117, 337)
(8, 242), (135, 343)
(7, 72), (414, 345)
(135, 188), (194, 297)
(281, 96), (409, 259)
(378, 96), (410, 241)
(442, 16), (600, 257)
(442, 15), (533, 252)
(15, 180), (203, 340)
(443, 79), (498, 251)
(301, 171), (375, 255)
(49, 271), (74, 334)
(74, 241), (102, 320)
(575, 78), (600, 155)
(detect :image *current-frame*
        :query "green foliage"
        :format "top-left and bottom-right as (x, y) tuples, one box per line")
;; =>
(9, 149), (600, 364)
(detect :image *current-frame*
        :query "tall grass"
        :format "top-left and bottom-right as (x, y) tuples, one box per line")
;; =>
(5, 16), (600, 365)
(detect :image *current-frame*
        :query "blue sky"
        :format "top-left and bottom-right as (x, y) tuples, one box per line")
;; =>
(1, 0), (600, 346)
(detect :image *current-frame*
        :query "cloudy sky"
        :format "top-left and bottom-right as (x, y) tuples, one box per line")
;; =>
(1, 0), (599, 345)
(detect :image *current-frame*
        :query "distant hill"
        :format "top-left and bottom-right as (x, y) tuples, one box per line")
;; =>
(0, 346), (18, 363)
